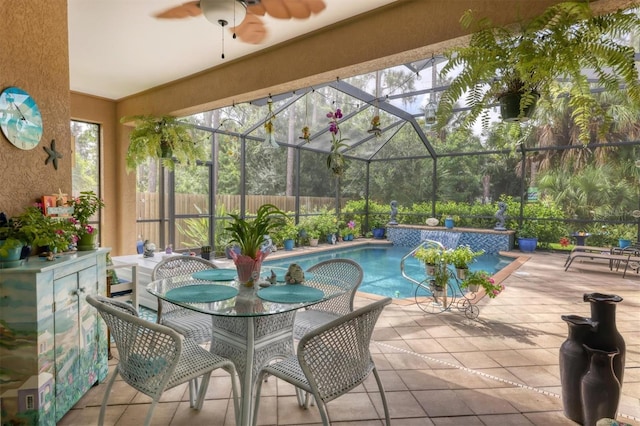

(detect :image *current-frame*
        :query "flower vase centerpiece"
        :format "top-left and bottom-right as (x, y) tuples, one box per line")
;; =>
(460, 270), (504, 297)
(225, 204), (286, 287)
(67, 191), (105, 251)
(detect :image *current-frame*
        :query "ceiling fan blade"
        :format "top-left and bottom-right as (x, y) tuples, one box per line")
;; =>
(251, 0), (327, 20)
(305, 0), (327, 15)
(154, 1), (202, 19)
(258, 0), (291, 19)
(282, 0), (312, 19)
(232, 14), (268, 44)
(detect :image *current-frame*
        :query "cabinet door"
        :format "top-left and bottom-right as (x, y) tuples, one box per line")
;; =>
(53, 273), (82, 419)
(53, 266), (99, 422)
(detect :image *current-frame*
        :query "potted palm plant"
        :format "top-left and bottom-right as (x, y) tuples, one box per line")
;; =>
(121, 114), (207, 171)
(436, 2), (640, 144)
(225, 204), (286, 286)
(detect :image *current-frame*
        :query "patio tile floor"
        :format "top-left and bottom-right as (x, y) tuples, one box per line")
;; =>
(58, 250), (640, 425)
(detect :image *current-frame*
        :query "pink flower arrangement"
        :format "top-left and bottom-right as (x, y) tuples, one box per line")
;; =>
(461, 270), (504, 298)
(347, 220), (356, 230)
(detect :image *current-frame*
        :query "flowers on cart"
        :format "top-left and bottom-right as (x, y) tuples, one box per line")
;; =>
(460, 270), (504, 298)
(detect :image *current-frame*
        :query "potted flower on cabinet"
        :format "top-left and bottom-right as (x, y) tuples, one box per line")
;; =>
(14, 207), (75, 255)
(435, 2), (640, 144)
(460, 270), (504, 298)
(121, 114), (207, 171)
(225, 204), (286, 286)
(67, 191), (105, 251)
(0, 213), (25, 266)
(449, 245), (484, 279)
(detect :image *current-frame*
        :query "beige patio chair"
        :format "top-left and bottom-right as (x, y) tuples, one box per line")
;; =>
(86, 295), (239, 426)
(152, 256), (217, 344)
(253, 297), (392, 426)
(293, 258), (363, 340)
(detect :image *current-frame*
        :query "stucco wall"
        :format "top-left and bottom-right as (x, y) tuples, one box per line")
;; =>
(0, 0), (71, 217)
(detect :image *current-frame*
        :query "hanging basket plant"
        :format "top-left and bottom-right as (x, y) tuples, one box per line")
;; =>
(326, 108), (349, 177)
(435, 2), (640, 144)
(121, 115), (206, 171)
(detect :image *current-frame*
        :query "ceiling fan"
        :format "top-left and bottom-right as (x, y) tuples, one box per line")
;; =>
(154, 0), (327, 45)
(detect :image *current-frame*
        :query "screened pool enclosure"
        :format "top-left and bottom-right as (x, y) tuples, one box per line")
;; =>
(133, 54), (640, 254)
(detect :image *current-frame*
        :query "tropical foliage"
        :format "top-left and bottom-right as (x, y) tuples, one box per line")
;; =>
(436, 2), (640, 144)
(225, 204), (286, 259)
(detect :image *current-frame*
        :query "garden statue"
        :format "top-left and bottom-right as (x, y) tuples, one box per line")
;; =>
(389, 200), (398, 225)
(494, 202), (507, 231)
(261, 234), (277, 253)
(143, 240), (156, 258)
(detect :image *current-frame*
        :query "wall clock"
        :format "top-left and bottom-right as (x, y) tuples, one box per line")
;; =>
(0, 86), (43, 150)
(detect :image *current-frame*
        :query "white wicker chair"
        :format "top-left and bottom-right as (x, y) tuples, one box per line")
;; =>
(86, 295), (239, 426)
(253, 297), (392, 426)
(152, 256), (217, 344)
(293, 258), (364, 340)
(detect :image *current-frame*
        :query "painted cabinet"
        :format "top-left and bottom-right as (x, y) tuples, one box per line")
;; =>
(0, 249), (109, 425)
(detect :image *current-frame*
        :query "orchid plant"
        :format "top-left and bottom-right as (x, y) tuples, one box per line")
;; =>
(326, 108), (349, 176)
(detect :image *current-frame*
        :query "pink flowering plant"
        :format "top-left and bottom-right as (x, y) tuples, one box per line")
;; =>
(326, 108), (349, 176)
(460, 270), (504, 298)
(67, 191), (105, 236)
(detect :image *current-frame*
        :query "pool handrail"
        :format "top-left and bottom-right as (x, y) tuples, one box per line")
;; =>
(400, 239), (445, 287)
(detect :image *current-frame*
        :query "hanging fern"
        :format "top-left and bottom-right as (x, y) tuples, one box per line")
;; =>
(436, 2), (640, 145)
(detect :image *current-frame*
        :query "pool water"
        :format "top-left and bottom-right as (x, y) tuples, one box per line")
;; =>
(264, 245), (514, 299)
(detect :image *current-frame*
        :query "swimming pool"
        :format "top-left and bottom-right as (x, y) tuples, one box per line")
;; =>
(264, 245), (514, 299)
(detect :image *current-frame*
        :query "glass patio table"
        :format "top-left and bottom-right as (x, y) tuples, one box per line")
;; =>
(146, 266), (347, 426)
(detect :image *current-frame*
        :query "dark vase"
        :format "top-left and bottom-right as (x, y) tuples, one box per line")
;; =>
(583, 293), (625, 385)
(581, 345), (621, 426)
(20, 244), (32, 259)
(559, 315), (597, 424)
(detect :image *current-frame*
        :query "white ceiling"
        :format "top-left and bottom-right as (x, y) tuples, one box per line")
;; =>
(68, 0), (398, 100)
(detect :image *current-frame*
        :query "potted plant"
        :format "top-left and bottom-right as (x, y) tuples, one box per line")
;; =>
(225, 203), (286, 286)
(14, 207), (75, 255)
(460, 270), (504, 297)
(607, 224), (636, 248)
(428, 261), (450, 296)
(435, 2), (640, 144)
(325, 108), (349, 177)
(370, 217), (386, 239)
(314, 210), (338, 243)
(121, 114), (207, 171)
(67, 190), (105, 251)
(343, 220), (357, 241)
(0, 213), (25, 266)
(449, 245), (484, 279)
(415, 246), (445, 276)
(276, 219), (299, 251)
(517, 220), (540, 252)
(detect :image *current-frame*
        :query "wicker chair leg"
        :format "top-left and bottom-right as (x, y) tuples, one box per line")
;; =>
(144, 399), (160, 426)
(98, 369), (119, 426)
(252, 370), (269, 426)
(372, 368), (391, 426)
